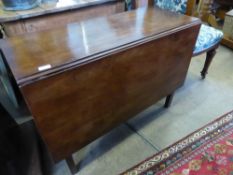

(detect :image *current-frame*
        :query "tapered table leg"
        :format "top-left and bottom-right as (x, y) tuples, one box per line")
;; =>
(164, 92), (174, 108)
(66, 146), (90, 174)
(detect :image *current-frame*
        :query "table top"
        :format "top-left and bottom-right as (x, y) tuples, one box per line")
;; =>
(0, 0), (118, 23)
(0, 7), (200, 86)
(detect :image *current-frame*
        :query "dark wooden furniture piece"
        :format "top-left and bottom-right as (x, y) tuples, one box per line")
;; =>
(0, 0), (124, 37)
(0, 104), (52, 175)
(0, 7), (201, 173)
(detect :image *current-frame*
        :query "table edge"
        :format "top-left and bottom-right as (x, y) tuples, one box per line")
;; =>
(9, 19), (201, 87)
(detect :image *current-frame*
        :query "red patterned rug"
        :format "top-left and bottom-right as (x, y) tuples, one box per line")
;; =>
(121, 111), (233, 175)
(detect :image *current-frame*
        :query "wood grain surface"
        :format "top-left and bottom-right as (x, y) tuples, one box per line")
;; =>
(0, 7), (201, 161)
(0, 7), (200, 86)
(2, 0), (125, 36)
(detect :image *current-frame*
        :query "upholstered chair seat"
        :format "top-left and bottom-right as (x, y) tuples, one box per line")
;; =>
(154, 0), (223, 54)
(194, 24), (223, 55)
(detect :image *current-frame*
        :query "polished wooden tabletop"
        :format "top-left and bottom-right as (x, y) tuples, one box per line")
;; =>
(0, 7), (200, 86)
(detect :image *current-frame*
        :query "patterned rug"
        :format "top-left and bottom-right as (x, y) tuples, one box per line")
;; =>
(121, 110), (233, 175)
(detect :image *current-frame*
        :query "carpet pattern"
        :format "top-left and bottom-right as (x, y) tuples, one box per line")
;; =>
(122, 111), (233, 175)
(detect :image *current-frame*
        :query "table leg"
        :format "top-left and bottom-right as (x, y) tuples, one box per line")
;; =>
(66, 145), (90, 174)
(164, 92), (174, 108)
(0, 24), (6, 38)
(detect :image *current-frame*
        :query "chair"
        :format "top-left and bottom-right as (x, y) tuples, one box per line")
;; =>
(125, 0), (224, 79)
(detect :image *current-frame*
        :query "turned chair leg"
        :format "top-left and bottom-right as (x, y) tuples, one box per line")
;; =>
(164, 92), (174, 108)
(201, 48), (216, 79)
